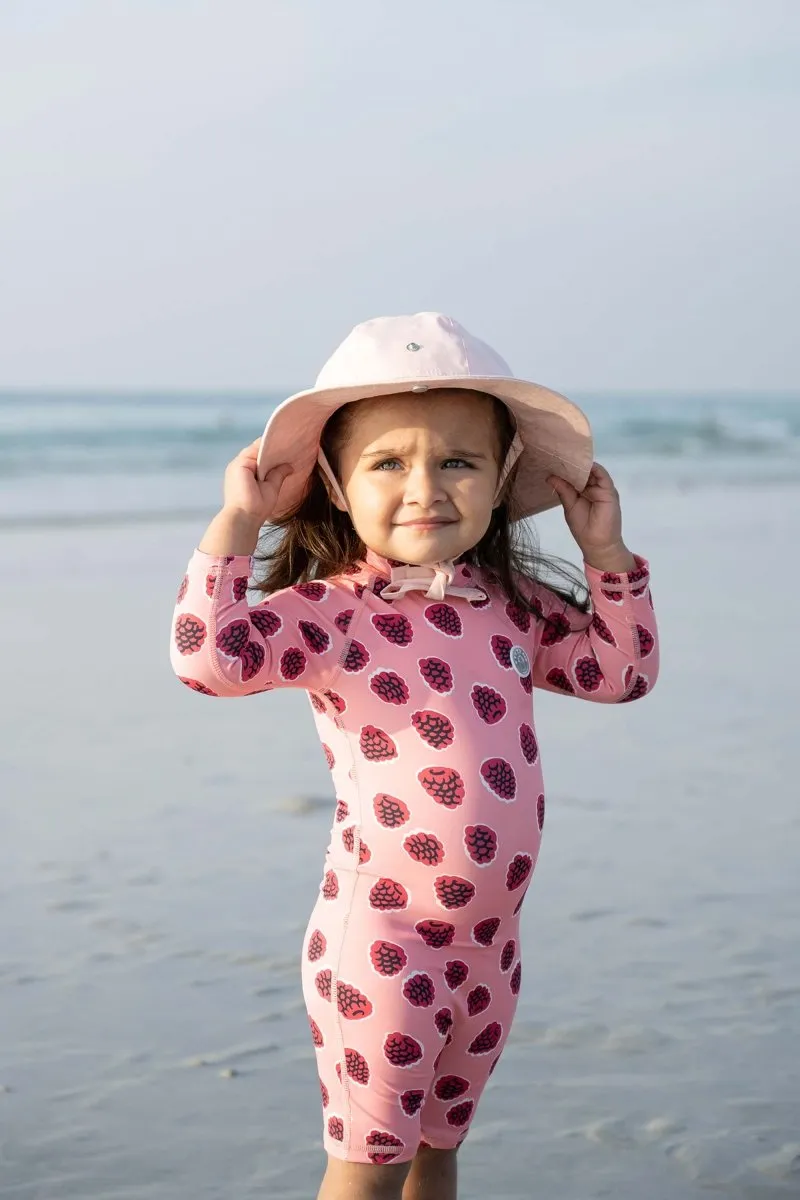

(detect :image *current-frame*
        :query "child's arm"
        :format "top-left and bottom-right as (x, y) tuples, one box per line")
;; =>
(170, 548), (352, 698)
(529, 558), (658, 703)
(169, 440), (351, 698)
(530, 461), (659, 702)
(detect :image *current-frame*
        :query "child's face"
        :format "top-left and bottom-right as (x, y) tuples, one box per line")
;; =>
(331, 390), (503, 565)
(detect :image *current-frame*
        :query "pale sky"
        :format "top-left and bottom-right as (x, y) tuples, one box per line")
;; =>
(1, 0), (798, 391)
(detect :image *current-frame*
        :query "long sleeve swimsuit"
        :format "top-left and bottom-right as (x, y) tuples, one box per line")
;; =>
(170, 546), (659, 1164)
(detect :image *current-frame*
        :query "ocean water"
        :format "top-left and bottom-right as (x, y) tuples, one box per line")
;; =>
(1, 389), (800, 525)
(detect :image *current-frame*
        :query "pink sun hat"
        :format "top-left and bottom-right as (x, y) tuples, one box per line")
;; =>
(256, 312), (593, 521)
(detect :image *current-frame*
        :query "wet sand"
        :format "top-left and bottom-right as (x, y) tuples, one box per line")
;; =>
(2, 484), (799, 1198)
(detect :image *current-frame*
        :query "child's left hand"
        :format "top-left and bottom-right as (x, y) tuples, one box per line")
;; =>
(547, 462), (637, 574)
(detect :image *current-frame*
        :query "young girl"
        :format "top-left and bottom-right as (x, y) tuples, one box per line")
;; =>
(170, 313), (659, 1200)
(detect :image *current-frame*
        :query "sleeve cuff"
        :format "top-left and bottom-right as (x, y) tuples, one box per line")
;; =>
(583, 553), (650, 590)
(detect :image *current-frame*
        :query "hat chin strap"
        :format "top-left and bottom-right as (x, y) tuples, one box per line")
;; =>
(315, 435), (524, 600)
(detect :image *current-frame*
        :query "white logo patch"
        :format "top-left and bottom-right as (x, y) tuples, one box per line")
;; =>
(510, 645), (530, 677)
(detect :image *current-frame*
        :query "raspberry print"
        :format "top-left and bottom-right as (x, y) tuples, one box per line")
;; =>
(345, 1051), (369, 1089)
(240, 641), (265, 681)
(424, 603), (462, 637)
(541, 611), (571, 646)
(500, 939), (516, 972)
(215, 619), (250, 657)
(505, 602), (531, 633)
(335, 609), (353, 634)
(470, 684), (507, 725)
(372, 612), (414, 646)
(506, 853), (533, 891)
(472, 917), (501, 947)
(480, 758), (517, 801)
(444, 960), (469, 990)
(384, 1033), (424, 1068)
(315, 968), (332, 1000)
(250, 607), (282, 638)
(366, 1131), (405, 1164)
(341, 827), (371, 863)
(591, 613), (616, 646)
(545, 667), (575, 694)
(372, 576), (390, 598)
(447, 1100), (475, 1127)
(205, 572), (219, 598)
(299, 620), (330, 655)
(415, 919), (456, 948)
(321, 686), (347, 710)
(537, 794), (545, 831)
(307, 929), (326, 961)
(370, 940), (408, 977)
(360, 725), (398, 762)
(434, 1007), (453, 1037)
(179, 677), (217, 696)
(403, 972), (436, 1008)
(322, 870), (339, 900)
(176, 575), (188, 603)
(575, 655), (603, 692)
(293, 581), (327, 601)
(510, 962), (522, 995)
(335, 799), (349, 823)
(628, 563), (649, 593)
(310, 693), (326, 714)
(354, 584), (366, 600)
(400, 1089), (425, 1117)
(233, 576), (248, 602)
(320, 1079), (329, 1107)
(280, 646), (307, 681)
(467, 1021), (503, 1055)
(490, 634), (513, 669)
(369, 670), (410, 705)
(600, 572), (624, 602)
(343, 639), (370, 673)
(403, 831), (445, 866)
(411, 710), (455, 750)
(434, 1075), (470, 1101)
(467, 984), (492, 1016)
(463, 824), (498, 866)
(373, 794), (410, 827)
(434, 876), (476, 910)
(622, 665), (649, 702)
(309, 1016), (324, 1048)
(637, 624), (655, 656)
(343, 564), (361, 575)
(327, 1116), (344, 1141)
(337, 981), (373, 1020)
(174, 613), (207, 655)
(418, 766), (465, 808)
(519, 723), (538, 764)
(418, 656), (454, 694)
(369, 878), (409, 910)
(519, 671), (533, 695)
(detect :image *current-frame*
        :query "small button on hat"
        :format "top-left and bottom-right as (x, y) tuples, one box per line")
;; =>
(256, 312), (593, 520)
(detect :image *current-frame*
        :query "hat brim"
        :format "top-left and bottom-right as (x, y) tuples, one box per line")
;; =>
(256, 376), (593, 521)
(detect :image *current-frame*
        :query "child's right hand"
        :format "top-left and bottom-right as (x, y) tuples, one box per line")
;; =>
(222, 439), (293, 526)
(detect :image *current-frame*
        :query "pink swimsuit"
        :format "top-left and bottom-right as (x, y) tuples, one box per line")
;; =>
(170, 546), (658, 1164)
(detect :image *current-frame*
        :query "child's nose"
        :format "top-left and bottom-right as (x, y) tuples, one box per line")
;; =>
(404, 465), (447, 507)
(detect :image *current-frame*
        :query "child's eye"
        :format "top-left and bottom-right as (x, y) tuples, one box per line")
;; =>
(441, 458), (474, 469)
(374, 459), (402, 471)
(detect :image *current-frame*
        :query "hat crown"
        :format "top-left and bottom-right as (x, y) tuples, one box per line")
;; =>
(315, 312), (514, 390)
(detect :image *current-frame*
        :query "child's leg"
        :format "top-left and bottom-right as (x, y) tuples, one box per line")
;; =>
(401, 1146), (457, 1200)
(317, 1157), (412, 1200)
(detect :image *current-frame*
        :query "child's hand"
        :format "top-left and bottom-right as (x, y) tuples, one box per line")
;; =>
(223, 439), (293, 526)
(547, 462), (636, 573)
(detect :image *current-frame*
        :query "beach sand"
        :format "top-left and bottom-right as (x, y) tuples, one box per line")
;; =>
(2, 483), (799, 1199)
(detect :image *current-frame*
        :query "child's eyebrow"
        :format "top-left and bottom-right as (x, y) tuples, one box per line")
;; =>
(359, 448), (489, 461)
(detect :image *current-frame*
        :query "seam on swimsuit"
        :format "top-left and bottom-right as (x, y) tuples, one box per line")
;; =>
(324, 576), (372, 694)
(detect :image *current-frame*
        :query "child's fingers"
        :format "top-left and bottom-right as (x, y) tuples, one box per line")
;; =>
(547, 475), (579, 507)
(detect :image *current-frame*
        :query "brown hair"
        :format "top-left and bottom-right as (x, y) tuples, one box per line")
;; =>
(253, 393), (589, 616)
